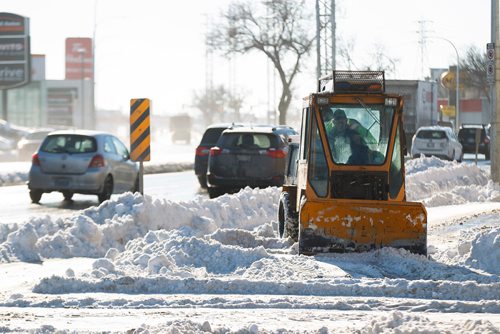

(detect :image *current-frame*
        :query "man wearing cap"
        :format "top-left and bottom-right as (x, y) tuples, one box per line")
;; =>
(326, 109), (369, 164)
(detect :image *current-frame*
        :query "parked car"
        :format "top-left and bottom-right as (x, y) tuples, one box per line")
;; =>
(17, 129), (53, 161)
(458, 124), (490, 159)
(0, 119), (30, 143)
(194, 123), (243, 188)
(270, 125), (299, 139)
(0, 135), (14, 151)
(411, 126), (463, 161)
(206, 126), (290, 198)
(28, 130), (139, 204)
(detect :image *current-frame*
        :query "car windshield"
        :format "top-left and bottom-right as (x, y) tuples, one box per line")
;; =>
(219, 133), (278, 149)
(417, 130), (447, 139)
(320, 103), (395, 165)
(41, 135), (97, 153)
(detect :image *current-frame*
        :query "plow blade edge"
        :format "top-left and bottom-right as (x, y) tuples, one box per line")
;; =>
(299, 199), (427, 255)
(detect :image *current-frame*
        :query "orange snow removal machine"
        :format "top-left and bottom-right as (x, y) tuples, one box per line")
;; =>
(278, 71), (427, 255)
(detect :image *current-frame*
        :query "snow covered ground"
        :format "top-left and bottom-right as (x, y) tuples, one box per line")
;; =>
(0, 156), (499, 333)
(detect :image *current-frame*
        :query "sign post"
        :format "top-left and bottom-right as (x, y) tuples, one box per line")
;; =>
(130, 98), (151, 195)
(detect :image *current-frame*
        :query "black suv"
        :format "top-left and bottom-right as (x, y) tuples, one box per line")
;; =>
(195, 123), (243, 188)
(458, 124), (490, 159)
(206, 126), (290, 198)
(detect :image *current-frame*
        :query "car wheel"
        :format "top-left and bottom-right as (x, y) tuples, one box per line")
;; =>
(98, 176), (113, 203)
(29, 189), (43, 204)
(197, 175), (208, 189)
(62, 191), (73, 201)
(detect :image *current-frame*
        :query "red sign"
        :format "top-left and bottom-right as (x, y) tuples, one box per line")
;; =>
(65, 37), (93, 80)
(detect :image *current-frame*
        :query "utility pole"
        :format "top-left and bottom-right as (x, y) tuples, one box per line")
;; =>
(417, 20), (431, 80)
(315, 0), (335, 78)
(492, 0), (500, 182)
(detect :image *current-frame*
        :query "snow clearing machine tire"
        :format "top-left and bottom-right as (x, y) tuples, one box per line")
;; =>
(278, 188), (299, 241)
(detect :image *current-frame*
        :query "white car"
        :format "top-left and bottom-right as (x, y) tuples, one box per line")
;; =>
(411, 126), (463, 161)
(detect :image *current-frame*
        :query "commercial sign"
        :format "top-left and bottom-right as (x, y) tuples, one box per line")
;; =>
(440, 105), (455, 117)
(47, 87), (76, 126)
(440, 70), (464, 91)
(0, 12), (30, 89)
(65, 37), (93, 80)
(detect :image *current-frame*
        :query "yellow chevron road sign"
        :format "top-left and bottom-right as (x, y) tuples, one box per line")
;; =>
(130, 98), (151, 161)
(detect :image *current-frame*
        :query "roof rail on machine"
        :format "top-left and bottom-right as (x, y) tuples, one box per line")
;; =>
(317, 70), (385, 94)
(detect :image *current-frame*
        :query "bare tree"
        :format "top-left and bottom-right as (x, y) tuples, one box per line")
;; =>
(193, 85), (227, 127)
(193, 85), (246, 126)
(366, 44), (399, 76)
(338, 39), (399, 76)
(459, 46), (489, 101)
(208, 0), (315, 124)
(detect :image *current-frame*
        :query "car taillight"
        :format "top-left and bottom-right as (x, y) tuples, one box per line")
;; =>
(266, 148), (287, 159)
(196, 146), (210, 156)
(32, 153), (40, 166)
(484, 137), (490, 144)
(88, 154), (105, 168)
(209, 147), (222, 156)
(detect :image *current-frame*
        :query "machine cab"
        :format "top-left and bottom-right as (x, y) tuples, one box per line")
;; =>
(297, 71), (407, 202)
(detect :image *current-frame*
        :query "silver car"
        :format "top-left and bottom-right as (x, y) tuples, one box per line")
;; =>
(28, 130), (139, 204)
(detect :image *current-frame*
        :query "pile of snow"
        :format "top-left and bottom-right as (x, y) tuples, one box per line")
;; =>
(0, 187), (282, 263)
(406, 157), (500, 206)
(0, 162), (30, 186)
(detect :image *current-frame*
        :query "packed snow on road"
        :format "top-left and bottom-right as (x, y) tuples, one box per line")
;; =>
(0, 156), (499, 333)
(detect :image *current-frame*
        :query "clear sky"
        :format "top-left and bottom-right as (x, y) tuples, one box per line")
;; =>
(1, 0), (493, 118)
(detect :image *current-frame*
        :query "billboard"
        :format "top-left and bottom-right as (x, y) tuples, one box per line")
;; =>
(65, 37), (93, 80)
(0, 12), (30, 89)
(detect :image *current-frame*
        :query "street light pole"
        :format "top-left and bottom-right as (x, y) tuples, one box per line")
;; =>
(77, 48), (85, 128)
(434, 37), (460, 130)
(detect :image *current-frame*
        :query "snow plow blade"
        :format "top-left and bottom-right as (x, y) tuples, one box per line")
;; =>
(299, 199), (427, 255)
